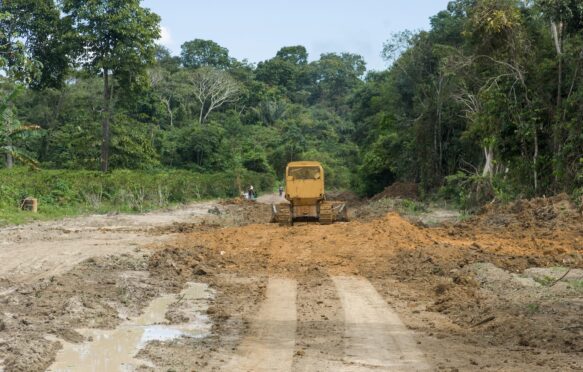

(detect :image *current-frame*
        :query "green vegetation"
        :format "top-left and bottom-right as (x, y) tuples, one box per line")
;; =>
(533, 275), (555, 287)
(568, 279), (583, 292)
(526, 303), (540, 315)
(368, 198), (428, 216)
(355, 1), (583, 206)
(0, 168), (273, 225)
(1, 0), (582, 219)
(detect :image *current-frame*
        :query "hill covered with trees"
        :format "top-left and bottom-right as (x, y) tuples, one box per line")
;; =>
(1, 0), (582, 207)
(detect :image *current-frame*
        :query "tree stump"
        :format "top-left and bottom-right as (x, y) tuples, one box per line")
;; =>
(22, 197), (38, 213)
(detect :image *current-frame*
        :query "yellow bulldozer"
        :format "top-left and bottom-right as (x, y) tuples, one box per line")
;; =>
(271, 161), (348, 226)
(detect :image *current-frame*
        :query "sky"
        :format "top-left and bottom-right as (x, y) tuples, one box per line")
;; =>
(142, 0), (451, 72)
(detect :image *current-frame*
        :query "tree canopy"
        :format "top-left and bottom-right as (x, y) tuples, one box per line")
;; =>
(1, 0), (582, 204)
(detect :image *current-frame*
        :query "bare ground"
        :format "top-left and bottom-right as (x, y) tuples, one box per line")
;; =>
(1, 195), (582, 371)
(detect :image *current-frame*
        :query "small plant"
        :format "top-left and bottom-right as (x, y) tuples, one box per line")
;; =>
(568, 279), (583, 292)
(526, 303), (540, 315)
(533, 275), (555, 287)
(398, 199), (427, 214)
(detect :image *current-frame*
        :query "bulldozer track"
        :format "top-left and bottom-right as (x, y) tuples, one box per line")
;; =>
(276, 204), (293, 226)
(319, 202), (333, 225)
(332, 202), (349, 222)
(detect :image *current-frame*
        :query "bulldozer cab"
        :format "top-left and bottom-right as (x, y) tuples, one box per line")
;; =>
(288, 166), (321, 180)
(285, 162), (325, 202)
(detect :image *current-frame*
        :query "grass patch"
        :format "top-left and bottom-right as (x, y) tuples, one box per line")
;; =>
(526, 303), (540, 315)
(533, 275), (555, 287)
(0, 168), (274, 225)
(567, 279), (583, 292)
(366, 198), (428, 216)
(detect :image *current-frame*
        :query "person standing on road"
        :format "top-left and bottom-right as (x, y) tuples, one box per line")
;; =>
(248, 185), (255, 200)
(278, 185), (284, 197)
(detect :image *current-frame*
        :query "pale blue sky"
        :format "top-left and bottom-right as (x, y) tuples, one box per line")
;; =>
(142, 0), (451, 71)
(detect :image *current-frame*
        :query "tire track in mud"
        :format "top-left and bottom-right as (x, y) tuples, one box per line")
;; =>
(220, 274), (430, 372)
(222, 277), (297, 372)
(332, 276), (431, 371)
(292, 274), (345, 371)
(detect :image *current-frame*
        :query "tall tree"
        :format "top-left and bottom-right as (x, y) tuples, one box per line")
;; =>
(311, 53), (366, 112)
(276, 45), (308, 65)
(0, 86), (40, 168)
(2, 0), (72, 89)
(62, 0), (160, 172)
(1, 9), (41, 168)
(180, 39), (231, 69)
(187, 67), (241, 124)
(0, 10), (40, 83)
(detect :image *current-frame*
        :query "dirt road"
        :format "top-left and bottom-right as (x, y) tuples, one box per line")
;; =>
(333, 276), (430, 371)
(223, 278), (297, 372)
(0, 203), (219, 286)
(1, 195), (582, 371)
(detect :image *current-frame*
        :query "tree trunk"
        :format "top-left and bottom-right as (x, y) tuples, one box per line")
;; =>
(551, 21), (563, 153)
(160, 97), (173, 127)
(533, 125), (539, 193)
(101, 69), (111, 172)
(556, 52), (563, 150)
(203, 106), (213, 123)
(5, 153), (13, 169)
(199, 103), (204, 124)
(482, 145), (494, 179)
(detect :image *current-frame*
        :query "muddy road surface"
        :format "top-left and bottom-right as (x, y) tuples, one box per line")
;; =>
(1, 195), (582, 371)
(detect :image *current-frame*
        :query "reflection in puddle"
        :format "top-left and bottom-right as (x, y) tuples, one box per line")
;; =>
(48, 283), (212, 372)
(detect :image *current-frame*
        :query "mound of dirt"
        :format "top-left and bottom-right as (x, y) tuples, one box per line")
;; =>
(148, 245), (221, 280)
(218, 197), (255, 206)
(460, 193), (582, 234)
(326, 191), (363, 206)
(173, 209), (582, 368)
(371, 182), (419, 201)
(149, 221), (223, 234)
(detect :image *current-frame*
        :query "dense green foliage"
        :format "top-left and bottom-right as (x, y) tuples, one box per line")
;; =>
(354, 0), (582, 204)
(0, 168), (273, 224)
(1, 0), (582, 209)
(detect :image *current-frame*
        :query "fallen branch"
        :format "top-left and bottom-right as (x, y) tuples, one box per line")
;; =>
(174, 294), (186, 306)
(562, 325), (583, 331)
(550, 268), (571, 287)
(471, 315), (495, 328)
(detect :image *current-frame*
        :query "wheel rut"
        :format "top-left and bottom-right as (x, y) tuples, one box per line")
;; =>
(332, 276), (431, 371)
(221, 275), (429, 372)
(222, 277), (298, 372)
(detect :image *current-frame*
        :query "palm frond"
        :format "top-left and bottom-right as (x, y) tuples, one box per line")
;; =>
(0, 146), (39, 169)
(8, 124), (41, 137)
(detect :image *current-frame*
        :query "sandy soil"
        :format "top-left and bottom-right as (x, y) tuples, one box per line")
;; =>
(1, 194), (582, 371)
(0, 202), (219, 286)
(222, 277), (297, 371)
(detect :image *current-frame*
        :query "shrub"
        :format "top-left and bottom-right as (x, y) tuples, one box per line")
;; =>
(0, 168), (274, 217)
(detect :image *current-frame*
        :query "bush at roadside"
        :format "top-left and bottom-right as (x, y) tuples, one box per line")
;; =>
(0, 168), (274, 224)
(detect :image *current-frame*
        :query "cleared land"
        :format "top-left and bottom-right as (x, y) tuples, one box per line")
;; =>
(0, 194), (582, 371)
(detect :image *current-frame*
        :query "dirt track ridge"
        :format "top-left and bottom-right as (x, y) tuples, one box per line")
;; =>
(333, 276), (431, 371)
(223, 277), (298, 372)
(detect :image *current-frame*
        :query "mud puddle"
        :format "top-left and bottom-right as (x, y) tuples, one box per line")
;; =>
(48, 283), (212, 372)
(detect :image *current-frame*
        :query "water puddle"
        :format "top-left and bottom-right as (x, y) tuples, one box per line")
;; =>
(48, 283), (212, 372)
